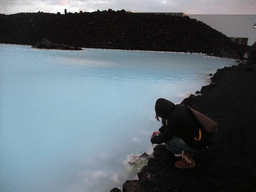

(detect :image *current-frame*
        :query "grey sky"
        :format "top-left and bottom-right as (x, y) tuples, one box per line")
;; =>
(1, 0), (256, 15)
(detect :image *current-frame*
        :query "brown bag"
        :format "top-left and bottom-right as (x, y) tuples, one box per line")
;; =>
(187, 105), (218, 136)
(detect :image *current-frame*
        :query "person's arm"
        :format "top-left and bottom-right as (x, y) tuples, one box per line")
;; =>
(151, 125), (176, 144)
(150, 125), (164, 144)
(159, 126), (165, 133)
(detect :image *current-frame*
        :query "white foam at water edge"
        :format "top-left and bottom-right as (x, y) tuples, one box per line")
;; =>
(124, 152), (153, 165)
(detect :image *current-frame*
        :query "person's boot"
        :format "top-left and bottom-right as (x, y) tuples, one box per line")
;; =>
(174, 150), (195, 169)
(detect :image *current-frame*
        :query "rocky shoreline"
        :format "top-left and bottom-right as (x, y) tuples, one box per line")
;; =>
(111, 62), (256, 192)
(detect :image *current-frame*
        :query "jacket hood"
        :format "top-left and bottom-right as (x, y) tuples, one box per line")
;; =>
(155, 98), (175, 118)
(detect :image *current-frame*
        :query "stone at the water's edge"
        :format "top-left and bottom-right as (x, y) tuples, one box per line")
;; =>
(32, 38), (82, 50)
(110, 187), (121, 192)
(122, 180), (142, 192)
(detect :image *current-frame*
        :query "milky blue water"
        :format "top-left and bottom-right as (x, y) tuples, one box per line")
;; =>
(0, 44), (236, 192)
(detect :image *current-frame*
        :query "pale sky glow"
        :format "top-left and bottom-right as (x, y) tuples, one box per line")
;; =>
(1, 0), (256, 15)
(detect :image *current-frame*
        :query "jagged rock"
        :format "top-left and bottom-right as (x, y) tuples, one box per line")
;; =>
(139, 152), (149, 158)
(152, 144), (174, 158)
(137, 165), (156, 181)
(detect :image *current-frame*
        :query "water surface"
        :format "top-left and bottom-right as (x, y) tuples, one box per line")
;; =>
(0, 44), (236, 192)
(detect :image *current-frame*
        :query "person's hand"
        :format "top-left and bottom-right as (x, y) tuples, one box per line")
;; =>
(151, 131), (161, 138)
(153, 131), (161, 136)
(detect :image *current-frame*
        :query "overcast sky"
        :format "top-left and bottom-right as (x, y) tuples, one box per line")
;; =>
(1, 0), (256, 15)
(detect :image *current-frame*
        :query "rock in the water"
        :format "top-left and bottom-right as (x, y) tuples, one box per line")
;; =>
(110, 187), (121, 192)
(32, 38), (82, 50)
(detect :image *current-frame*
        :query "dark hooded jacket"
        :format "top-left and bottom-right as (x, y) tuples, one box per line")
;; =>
(248, 47), (256, 63)
(151, 98), (210, 150)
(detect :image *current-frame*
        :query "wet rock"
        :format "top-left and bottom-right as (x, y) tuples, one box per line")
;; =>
(32, 38), (82, 50)
(152, 144), (175, 159)
(139, 152), (149, 158)
(137, 165), (149, 180)
(123, 180), (142, 192)
(110, 187), (121, 192)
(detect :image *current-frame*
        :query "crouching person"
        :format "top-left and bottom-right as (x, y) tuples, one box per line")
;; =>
(246, 47), (256, 71)
(150, 98), (211, 169)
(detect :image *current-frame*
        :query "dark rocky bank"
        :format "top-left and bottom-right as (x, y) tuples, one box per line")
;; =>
(111, 63), (256, 192)
(0, 10), (249, 57)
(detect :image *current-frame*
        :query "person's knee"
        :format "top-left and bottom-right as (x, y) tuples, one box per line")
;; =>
(165, 136), (187, 154)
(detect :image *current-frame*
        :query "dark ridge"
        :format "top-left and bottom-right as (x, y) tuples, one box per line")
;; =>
(0, 10), (249, 57)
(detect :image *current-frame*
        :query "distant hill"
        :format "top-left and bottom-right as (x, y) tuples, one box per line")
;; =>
(0, 10), (248, 57)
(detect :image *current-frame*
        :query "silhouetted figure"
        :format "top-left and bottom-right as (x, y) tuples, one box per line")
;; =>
(246, 47), (256, 71)
(150, 98), (212, 169)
